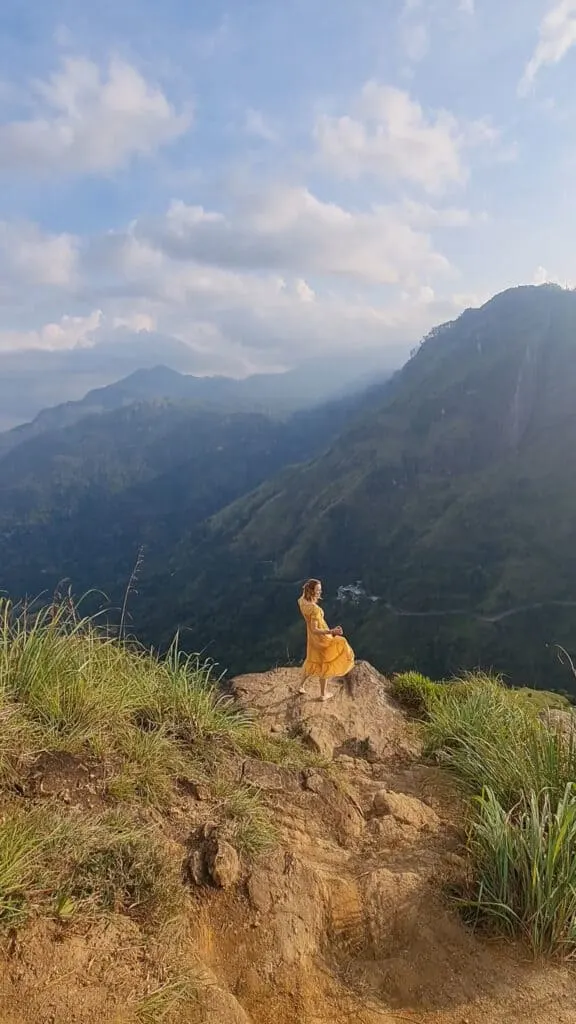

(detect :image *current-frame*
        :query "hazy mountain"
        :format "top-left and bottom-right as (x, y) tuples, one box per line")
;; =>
(0, 344), (395, 432)
(6, 284), (576, 692)
(131, 284), (576, 691)
(0, 385), (368, 610)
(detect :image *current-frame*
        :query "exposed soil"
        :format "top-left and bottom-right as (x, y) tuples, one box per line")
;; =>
(1, 661), (576, 1024)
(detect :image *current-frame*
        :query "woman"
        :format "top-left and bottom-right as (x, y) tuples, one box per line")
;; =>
(298, 578), (355, 701)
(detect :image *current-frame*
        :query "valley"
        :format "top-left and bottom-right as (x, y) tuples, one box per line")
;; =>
(2, 284), (576, 694)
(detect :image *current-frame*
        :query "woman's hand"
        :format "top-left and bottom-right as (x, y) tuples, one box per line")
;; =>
(332, 625), (343, 636)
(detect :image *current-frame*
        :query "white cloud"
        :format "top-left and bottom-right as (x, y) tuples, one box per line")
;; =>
(532, 265), (573, 287)
(0, 310), (102, 352)
(0, 56), (191, 176)
(519, 1), (576, 95)
(397, 199), (481, 227)
(314, 82), (498, 193)
(138, 185), (454, 286)
(0, 188), (480, 369)
(0, 221), (78, 294)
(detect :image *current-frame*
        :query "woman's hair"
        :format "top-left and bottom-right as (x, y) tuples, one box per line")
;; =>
(302, 578), (321, 601)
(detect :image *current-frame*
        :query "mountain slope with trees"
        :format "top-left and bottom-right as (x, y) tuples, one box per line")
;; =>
(4, 284), (576, 692)
(0, 388), (369, 610)
(136, 285), (576, 691)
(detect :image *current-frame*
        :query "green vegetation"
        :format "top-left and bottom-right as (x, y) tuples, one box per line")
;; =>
(131, 970), (200, 1024)
(395, 667), (576, 956)
(0, 597), (314, 934)
(0, 806), (181, 927)
(463, 785), (576, 956)
(0, 389), (360, 622)
(2, 287), (576, 691)
(129, 284), (576, 693)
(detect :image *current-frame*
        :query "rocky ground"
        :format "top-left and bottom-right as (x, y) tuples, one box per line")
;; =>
(1, 662), (576, 1024)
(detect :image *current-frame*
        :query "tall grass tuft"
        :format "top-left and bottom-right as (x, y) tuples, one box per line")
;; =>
(420, 668), (576, 956)
(423, 677), (576, 810)
(461, 784), (576, 957)
(0, 598), (300, 802)
(150, 641), (253, 743)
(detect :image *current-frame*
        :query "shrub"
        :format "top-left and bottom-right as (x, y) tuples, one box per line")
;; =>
(390, 671), (439, 713)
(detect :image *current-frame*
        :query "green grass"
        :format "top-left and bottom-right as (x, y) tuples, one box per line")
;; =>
(422, 675), (576, 810)
(460, 784), (576, 956)
(414, 668), (576, 956)
(213, 781), (278, 856)
(0, 597), (317, 934)
(0, 805), (181, 927)
(0, 807), (73, 924)
(107, 727), (188, 806)
(390, 669), (475, 715)
(0, 598), (310, 803)
(67, 812), (182, 922)
(391, 669), (570, 719)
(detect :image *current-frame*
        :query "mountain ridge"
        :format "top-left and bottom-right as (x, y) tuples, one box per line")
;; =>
(132, 284), (576, 690)
(0, 349), (395, 443)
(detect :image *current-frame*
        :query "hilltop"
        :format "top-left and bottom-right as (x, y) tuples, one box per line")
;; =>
(0, 605), (575, 1024)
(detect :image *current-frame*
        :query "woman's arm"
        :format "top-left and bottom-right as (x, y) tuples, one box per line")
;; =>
(312, 622), (343, 637)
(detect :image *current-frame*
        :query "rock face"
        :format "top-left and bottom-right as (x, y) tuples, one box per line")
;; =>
(540, 708), (576, 738)
(232, 661), (418, 764)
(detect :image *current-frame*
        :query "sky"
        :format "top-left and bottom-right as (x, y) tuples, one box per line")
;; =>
(1, 0), (576, 386)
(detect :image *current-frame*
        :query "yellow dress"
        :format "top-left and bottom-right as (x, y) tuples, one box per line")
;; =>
(298, 597), (355, 679)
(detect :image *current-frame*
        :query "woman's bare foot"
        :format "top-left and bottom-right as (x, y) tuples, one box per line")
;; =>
(320, 692), (334, 702)
(298, 687), (308, 695)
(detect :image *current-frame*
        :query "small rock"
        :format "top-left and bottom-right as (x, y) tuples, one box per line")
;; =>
(371, 789), (391, 817)
(301, 768), (326, 795)
(270, 725), (281, 734)
(445, 852), (468, 872)
(186, 848), (208, 887)
(206, 838), (240, 889)
(61, 789), (71, 805)
(247, 871), (272, 914)
(371, 789), (440, 830)
(302, 724), (334, 759)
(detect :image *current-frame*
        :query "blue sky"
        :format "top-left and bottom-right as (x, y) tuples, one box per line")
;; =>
(0, 0), (575, 380)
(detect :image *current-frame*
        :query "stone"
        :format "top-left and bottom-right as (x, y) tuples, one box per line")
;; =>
(302, 723), (335, 759)
(206, 838), (240, 889)
(301, 768), (326, 795)
(371, 789), (440, 830)
(186, 848), (208, 887)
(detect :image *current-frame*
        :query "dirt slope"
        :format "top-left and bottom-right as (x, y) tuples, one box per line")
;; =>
(1, 662), (576, 1024)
